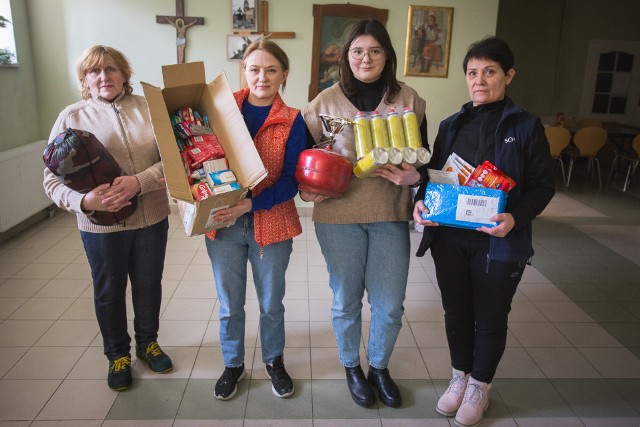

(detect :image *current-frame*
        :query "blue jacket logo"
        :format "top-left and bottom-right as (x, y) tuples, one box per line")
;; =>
(504, 136), (516, 143)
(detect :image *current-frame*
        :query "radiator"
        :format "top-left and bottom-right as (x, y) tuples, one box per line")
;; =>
(0, 140), (53, 232)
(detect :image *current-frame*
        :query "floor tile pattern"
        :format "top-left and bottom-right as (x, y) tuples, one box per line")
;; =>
(0, 176), (639, 426)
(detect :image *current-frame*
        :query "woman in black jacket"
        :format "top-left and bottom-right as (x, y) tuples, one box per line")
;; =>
(413, 37), (554, 427)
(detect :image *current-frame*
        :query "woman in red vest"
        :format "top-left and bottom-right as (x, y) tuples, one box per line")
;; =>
(205, 39), (306, 401)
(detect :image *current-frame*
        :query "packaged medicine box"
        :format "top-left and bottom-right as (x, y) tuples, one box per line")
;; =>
(422, 182), (507, 229)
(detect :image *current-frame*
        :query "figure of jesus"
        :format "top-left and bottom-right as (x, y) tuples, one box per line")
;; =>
(167, 17), (198, 63)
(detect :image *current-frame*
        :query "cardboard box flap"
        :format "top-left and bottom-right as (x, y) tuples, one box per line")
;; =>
(162, 61), (206, 89)
(141, 81), (193, 202)
(162, 83), (207, 116)
(204, 73), (267, 189)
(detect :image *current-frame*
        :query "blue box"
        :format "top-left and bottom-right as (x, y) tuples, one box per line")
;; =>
(422, 183), (508, 229)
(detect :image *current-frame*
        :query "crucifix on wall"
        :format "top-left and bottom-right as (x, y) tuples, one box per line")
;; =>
(156, 0), (204, 64)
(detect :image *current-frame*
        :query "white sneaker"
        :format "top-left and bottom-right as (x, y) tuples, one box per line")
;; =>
(436, 368), (469, 416)
(454, 376), (490, 427)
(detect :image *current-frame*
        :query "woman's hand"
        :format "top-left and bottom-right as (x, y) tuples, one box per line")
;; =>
(99, 176), (140, 212)
(81, 178), (138, 213)
(374, 162), (421, 186)
(477, 213), (514, 237)
(213, 198), (252, 223)
(300, 191), (328, 203)
(413, 200), (439, 227)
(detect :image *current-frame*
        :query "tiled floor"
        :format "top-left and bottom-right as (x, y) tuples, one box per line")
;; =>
(1, 172), (639, 426)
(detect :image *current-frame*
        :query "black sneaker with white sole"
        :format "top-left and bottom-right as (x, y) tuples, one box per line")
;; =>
(265, 355), (294, 398)
(214, 364), (245, 400)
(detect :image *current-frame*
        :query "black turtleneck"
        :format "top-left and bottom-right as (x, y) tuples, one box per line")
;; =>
(348, 79), (385, 112)
(453, 99), (506, 167)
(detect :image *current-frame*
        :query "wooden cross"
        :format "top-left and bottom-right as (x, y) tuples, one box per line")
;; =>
(156, 0), (204, 64)
(256, 0), (294, 39)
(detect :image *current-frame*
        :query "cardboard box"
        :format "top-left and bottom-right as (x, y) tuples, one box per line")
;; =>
(142, 62), (267, 236)
(421, 183), (507, 229)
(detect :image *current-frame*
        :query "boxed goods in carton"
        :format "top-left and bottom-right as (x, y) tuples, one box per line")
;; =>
(422, 153), (514, 229)
(142, 62), (267, 236)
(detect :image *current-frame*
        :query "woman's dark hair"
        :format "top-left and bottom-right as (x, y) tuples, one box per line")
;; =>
(463, 36), (514, 75)
(338, 19), (401, 103)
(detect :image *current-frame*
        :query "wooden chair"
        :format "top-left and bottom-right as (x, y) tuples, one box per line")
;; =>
(566, 126), (608, 187)
(608, 134), (640, 191)
(576, 118), (603, 129)
(544, 126), (571, 186)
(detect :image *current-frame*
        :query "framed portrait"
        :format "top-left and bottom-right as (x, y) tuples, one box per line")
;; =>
(404, 6), (453, 78)
(308, 4), (388, 101)
(231, 0), (258, 32)
(227, 34), (262, 61)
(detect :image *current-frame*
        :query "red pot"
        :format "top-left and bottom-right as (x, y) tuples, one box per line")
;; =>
(296, 147), (353, 198)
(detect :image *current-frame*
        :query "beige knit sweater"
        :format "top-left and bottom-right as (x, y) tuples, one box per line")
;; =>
(303, 82), (427, 224)
(43, 92), (170, 233)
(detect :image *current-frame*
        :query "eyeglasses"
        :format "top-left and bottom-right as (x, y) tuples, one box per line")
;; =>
(349, 47), (385, 61)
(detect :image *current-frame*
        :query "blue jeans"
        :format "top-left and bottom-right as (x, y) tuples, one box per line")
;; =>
(205, 214), (292, 367)
(80, 218), (168, 361)
(315, 222), (410, 369)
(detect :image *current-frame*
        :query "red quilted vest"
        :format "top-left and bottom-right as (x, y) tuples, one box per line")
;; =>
(207, 89), (302, 246)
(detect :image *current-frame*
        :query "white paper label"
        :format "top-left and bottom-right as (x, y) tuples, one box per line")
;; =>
(455, 194), (499, 224)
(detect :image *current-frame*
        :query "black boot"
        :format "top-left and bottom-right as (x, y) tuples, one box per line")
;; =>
(345, 365), (375, 407)
(368, 366), (402, 407)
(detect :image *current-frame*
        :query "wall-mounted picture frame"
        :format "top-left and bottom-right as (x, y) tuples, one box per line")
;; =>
(404, 5), (453, 78)
(227, 34), (262, 61)
(308, 4), (388, 101)
(232, 0), (258, 32)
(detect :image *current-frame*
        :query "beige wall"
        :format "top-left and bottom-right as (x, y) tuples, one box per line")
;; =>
(20, 0), (499, 150)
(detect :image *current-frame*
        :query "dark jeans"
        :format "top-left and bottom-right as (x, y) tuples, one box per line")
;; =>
(430, 227), (525, 383)
(81, 218), (169, 361)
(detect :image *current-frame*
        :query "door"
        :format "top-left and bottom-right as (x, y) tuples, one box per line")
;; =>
(580, 40), (640, 126)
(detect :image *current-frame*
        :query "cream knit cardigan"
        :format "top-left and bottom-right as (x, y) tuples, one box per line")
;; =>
(43, 92), (170, 233)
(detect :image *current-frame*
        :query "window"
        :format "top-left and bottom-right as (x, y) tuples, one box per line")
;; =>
(0, 0), (17, 65)
(591, 50), (633, 115)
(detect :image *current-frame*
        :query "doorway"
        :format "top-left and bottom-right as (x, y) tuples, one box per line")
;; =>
(580, 40), (640, 126)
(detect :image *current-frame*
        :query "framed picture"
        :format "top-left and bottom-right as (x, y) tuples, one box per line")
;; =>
(308, 4), (388, 101)
(227, 34), (262, 61)
(404, 6), (453, 78)
(231, 0), (258, 32)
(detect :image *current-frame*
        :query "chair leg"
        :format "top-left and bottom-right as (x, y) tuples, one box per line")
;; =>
(608, 155), (619, 184)
(559, 161), (567, 187)
(623, 163), (632, 192)
(567, 158), (574, 187)
(595, 158), (602, 188)
(623, 160), (639, 192)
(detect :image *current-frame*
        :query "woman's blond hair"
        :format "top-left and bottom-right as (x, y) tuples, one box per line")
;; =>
(76, 45), (133, 100)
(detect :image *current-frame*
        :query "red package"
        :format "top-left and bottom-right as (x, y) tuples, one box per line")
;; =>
(191, 182), (213, 201)
(180, 150), (195, 185)
(465, 160), (516, 192)
(186, 135), (225, 168)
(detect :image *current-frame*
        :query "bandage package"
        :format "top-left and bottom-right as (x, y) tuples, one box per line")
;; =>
(422, 182), (507, 229)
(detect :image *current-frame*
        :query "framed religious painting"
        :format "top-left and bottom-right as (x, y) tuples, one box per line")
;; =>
(231, 0), (258, 32)
(227, 34), (262, 61)
(308, 4), (388, 101)
(404, 6), (453, 77)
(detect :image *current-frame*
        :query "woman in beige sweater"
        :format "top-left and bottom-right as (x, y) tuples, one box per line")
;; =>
(302, 20), (429, 408)
(43, 45), (172, 391)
